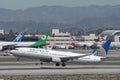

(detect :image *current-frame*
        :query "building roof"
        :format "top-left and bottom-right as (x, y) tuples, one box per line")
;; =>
(101, 30), (120, 36)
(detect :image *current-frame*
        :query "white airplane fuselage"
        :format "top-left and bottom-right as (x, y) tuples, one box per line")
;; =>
(110, 42), (120, 48)
(0, 41), (35, 50)
(10, 47), (102, 63)
(0, 41), (18, 50)
(78, 42), (94, 47)
(15, 42), (35, 47)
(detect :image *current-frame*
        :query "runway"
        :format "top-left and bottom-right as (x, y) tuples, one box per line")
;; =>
(0, 49), (120, 76)
(0, 65), (120, 75)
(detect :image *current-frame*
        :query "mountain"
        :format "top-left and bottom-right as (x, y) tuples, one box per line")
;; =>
(0, 5), (120, 33)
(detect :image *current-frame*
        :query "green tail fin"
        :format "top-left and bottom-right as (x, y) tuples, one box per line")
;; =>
(31, 32), (50, 47)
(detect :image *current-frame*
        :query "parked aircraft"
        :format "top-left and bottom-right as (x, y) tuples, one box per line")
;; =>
(70, 36), (97, 49)
(10, 39), (111, 66)
(0, 32), (49, 51)
(97, 34), (106, 44)
(98, 34), (120, 48)
(0, 32), (24, 50)
(13, 32), (24, 42)
(16, 32), (49, 47)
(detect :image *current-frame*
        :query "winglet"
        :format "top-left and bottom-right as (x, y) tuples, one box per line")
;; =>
(13, 32), (24, 42)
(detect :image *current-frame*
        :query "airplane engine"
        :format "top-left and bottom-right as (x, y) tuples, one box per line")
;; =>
(52, 57), (61, 63)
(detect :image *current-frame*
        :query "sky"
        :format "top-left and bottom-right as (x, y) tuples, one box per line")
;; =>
(0, 0), (120, 10)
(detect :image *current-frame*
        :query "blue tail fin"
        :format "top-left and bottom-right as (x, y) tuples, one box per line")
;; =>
(13, 32), (24, 42)
(92, 39), (111, 57)
(102, 39), (112, 55)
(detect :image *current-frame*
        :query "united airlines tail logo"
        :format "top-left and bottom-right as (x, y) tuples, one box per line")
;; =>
(93, 46), (106, 57)
(99, 46), (106, 57)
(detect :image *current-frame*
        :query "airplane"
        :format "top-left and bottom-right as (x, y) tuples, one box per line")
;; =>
(13, 32), (24, 42)
(97, 34), (106, 44)
(70, 36), (97, 49)
(10, 39), (111, 66)
(0, 32), (24, 50)
(98, 34), (120, 49)
(0, 32), (49, 51)
(15, 32), (49, 47)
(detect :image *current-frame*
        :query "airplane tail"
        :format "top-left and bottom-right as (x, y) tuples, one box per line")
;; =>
(98, 34), (106, 44)
(70, 36), (80, 47)
(13, 32), (24, 42)
(92, 39), (111, 58)
(69, 36), (75, 44)
(31, 32), (50, 47)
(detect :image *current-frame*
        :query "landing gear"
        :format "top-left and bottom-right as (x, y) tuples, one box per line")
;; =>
(56, 63), (60, 66)
(55, 62), (66, 66)
(40, 62), (43, 64)
(62, 62), (66, 66)
(39, 59), (43, 65)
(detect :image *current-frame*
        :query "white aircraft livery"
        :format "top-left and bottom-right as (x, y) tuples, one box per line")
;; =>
(10, 39), (111, 66)
(98, 34), (120, 48)
(70, 36), (99, 49)
(0, 32), (49, 51)
(0, 32), (24, 50)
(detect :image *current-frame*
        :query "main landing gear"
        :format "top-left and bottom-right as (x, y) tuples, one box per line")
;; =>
(56, 63), (60, 66)
(56, 62), (66, 67)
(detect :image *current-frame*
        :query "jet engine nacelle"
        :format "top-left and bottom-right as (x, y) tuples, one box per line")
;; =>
(52, 57), (61, 63)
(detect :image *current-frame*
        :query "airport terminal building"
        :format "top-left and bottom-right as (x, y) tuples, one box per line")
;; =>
(46, 29), (72, 49)
(101, 30), (120, 42)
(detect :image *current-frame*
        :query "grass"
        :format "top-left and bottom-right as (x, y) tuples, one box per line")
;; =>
(0, 74), (120, 80)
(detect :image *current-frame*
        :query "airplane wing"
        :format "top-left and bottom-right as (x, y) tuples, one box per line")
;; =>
(60, 54), (91, 62)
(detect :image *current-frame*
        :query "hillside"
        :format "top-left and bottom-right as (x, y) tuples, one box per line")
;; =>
(0, 5), (120, 33)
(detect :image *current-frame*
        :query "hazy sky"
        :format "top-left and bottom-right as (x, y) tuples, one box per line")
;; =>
(0, 0), (120, 10)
